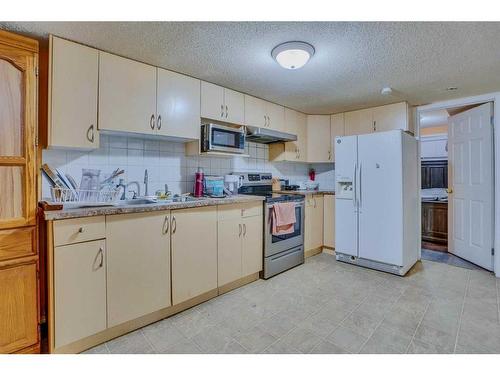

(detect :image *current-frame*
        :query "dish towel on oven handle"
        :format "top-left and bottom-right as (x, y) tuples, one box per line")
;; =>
(271, 202), (296, 235)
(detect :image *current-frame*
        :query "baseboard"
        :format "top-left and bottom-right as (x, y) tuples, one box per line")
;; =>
(218, 272), (260, 295)
(305, 247), (323, 258)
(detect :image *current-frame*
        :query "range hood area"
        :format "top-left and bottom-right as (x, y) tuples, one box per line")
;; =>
(245, 126), (298, 144)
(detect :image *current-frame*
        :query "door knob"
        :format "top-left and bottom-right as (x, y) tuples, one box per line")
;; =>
(446, 188), (453, 194)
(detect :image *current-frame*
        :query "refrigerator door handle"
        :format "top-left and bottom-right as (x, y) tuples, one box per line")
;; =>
(358, 163), (362, 209)
(353, 162), (357, 208)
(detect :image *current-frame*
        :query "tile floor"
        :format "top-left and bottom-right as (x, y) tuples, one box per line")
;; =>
(84, 253), (500, 354)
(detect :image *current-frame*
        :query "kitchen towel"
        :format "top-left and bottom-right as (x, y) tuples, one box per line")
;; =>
(272, 202), (296, 235)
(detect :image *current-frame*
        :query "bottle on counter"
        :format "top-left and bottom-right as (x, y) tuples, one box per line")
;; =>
(194, 167), (204, 197)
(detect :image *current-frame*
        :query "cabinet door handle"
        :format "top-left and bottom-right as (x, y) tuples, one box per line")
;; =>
(86, 124), (95, 143)
(243, 223), (246, 236)
(373, 121), (376, 132)
(225, 105), (228, 118)
(150, 114), (155, 130)
(313, 198), (317, 208)
(98, 247), (104, 268)
(157, 115), (162, 130)
(162, 215), (169, 234)
(239, 223), (242, 237)
(172, 216), (177, 234)
(263, 115), (267, 127)
(78, 227), (84, 233)
(221, 104), (224, 118)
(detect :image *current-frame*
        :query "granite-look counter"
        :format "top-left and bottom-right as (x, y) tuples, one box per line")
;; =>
(276, 190), (335, 196)
(43, 195), (265, 220)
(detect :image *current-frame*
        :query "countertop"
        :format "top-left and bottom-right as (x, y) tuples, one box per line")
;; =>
(276, 190), (335, 196)
(43, 194), (265, 221)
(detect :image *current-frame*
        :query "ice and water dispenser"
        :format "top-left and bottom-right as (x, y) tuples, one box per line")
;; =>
(336, 178), (354, 199)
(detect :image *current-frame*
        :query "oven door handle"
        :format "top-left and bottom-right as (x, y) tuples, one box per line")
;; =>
(267, 202), (304, 209)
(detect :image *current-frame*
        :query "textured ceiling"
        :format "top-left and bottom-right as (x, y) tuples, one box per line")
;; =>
(2, 22), (500, 114)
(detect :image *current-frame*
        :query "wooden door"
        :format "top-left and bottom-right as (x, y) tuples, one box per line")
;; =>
(448, 103), (494, 270)
(0, 263), (38, 353)
(421, 202), (448, 245)
(54, 240), (106, 348)
(242, 215), (263, 276)
(244, 95), (267, 128)
(0, 33), (37, 229)
(295, 111), (308, 162)
(98, 52), (157, 134)
(344, 108), (373, 136)
(306, 115), (331, 162)
(217, 219), (242, 286)
(49, 36), (99, 149)
(171, 206), (217, 305)
(266, 102), (285, 132)
(372, 102), (408, 132)
(330, 113), (345, 162)
(282, 108), (299, 161)
(224, 88), (245, 124)
(323, 195), (335, 248)
(200, 81), (224, 121)
(157, 68), (200, 139)
(106, 211), (171, 327)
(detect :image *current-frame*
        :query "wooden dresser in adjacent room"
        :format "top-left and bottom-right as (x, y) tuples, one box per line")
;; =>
(0, 30), (40, 353)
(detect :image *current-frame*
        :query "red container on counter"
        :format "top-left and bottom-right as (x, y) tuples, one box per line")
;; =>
(194, 167), (204, 197)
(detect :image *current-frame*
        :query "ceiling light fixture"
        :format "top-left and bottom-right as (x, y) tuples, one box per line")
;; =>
(271, 41), (315, 70)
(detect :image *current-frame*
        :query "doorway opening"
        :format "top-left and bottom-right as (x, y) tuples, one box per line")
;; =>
(418, 102), (494, 271)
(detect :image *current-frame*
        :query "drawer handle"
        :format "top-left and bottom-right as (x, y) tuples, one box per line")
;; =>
(78, 227), (85, 233)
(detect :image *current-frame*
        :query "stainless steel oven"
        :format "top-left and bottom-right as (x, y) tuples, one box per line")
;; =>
(264, 200), (305, 257)
(201, 123), (246, 154)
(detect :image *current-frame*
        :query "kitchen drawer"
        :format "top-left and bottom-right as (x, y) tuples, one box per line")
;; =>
(217, 202), (263, 221)
(241, 202), (263, 218)
(53, 216), (105, 247)
(0, 226), (36, 262)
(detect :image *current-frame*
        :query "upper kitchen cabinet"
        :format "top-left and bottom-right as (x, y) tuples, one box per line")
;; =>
(201, 81), (244, 125)
(344, 107), (373, 136)
(244, 95), (285, 131)
(265, 102), (285, 132)
(98, 52), (157, 135)
(48, 36), (99, 149)
(269, 108), (307, 162)
(344, 102), (409, 136)
(157, 68), (200, 139)
(307, 115), (332, 163)
(330, 113), (345, 162)
(372, 102), (408, 132)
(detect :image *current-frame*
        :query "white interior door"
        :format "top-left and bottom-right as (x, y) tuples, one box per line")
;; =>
(448, 102), (494, 270)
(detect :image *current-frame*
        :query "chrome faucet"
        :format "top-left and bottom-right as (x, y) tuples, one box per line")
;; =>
(144, 169), (149, 196)
(126, 181), (141, 199)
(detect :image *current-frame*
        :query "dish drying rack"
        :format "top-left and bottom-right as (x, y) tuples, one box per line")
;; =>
(50, 187), (121, 208)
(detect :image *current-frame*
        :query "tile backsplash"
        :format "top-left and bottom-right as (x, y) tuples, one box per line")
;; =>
(42, 134), (333, 199)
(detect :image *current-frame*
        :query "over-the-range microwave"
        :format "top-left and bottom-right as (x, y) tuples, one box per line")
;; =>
(201, 123), (246, 154)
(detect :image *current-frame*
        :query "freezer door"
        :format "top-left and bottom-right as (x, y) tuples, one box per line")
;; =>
(334, 135), (357, 182)
(357, 131), (403, 266)
(335, 198), (358, 256)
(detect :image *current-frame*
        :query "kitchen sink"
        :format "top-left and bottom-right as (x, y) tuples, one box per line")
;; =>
(116, 198), (158, 205)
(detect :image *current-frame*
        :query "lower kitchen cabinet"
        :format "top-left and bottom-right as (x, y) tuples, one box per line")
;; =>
(242, 214), (263, 276)
(304, 194), (324, 253)
(54, 240), (107, 348)
(106, 211), (171, 327)
(323, 195), (335, 248)
(422, 201), (448, 245)
(217, 203), (263, 286)
(0, 263), (38, 353)
(171, 206), (218, 305)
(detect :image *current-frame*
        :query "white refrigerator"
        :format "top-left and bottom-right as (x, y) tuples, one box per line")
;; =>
(335, 130), (419, 275)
